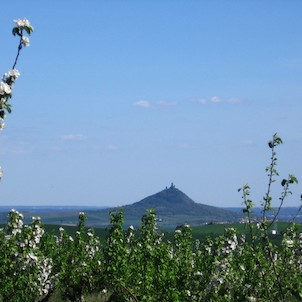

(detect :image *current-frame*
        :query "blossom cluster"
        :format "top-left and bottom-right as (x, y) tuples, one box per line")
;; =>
(0, 210), (54, 301)
(13, 18), (34, 42)
(0, 69), (20, 129)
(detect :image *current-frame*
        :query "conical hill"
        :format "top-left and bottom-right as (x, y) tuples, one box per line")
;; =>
(104, 183), (241, 228)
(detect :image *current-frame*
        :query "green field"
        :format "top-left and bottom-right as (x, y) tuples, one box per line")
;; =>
(2, 220), (300, 247)
(19, 221), (302, 243)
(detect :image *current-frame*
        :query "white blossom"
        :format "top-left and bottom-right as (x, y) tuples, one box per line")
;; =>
(0, 82), (11, 95)
(14, 18), (31, 28)
(3, 69), (20, 81)
(19, 241), (26, 248)
(27, 253), (38, 264)
(13, 18), (34, 33)
(283, 239), (294, 248)
(10, 69), (20, 78)
(21, 36), (30, 47)
(0, 119), (5, 130)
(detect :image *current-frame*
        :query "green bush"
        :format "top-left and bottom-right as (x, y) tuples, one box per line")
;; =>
(1, 135), (302, 301)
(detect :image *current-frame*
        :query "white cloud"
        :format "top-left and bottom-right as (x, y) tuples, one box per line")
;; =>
(210, 96), (223, 103)
(62, 134), (87, 141)
(195, 96), (243, 105)
(133, 99), (177, 109)
(133, 100), (151, 109)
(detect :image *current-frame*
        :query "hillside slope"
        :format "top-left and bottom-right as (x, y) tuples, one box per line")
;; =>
(98, 184), (241, 228)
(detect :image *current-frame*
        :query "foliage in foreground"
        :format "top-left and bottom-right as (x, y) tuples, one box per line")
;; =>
(0, 134), (302, 301)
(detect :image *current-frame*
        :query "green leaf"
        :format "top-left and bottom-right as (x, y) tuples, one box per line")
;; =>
(12, 27), (21, 36)
(6, 105), (12, 114)
(281, 179), (287, 187)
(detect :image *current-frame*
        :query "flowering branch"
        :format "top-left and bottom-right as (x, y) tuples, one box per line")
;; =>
(0, 18), (34, 130)
(0, 18), (33, 180)
(12, 18), (33, 69)
(261, 133), (283, 224)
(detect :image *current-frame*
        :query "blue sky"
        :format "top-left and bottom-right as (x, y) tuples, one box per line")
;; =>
(1, 1), (302, 207)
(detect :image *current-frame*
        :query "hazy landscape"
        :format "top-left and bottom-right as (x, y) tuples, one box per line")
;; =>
(1, 184), (301, 229)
